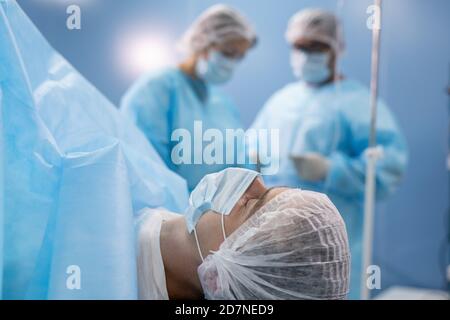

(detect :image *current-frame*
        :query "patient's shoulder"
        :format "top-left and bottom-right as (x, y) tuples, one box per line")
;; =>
(136, 207), (180, 229)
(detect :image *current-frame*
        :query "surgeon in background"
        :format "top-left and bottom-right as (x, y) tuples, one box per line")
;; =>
(249, 9), (408, 299)
(121, 5), (257, 191)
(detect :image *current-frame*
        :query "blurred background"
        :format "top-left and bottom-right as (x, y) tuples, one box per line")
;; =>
(17, 0), (450, 297)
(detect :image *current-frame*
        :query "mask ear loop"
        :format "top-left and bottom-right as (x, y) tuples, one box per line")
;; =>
(221, 213), (227, 241)
(193, 226), (204, 262)
(194, 214), (227, 263)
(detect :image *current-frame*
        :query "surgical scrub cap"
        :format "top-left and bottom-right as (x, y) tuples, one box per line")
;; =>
(286, 8), (345, 54)
(180, 4), (257, 54)
(197, 189), (350, 300)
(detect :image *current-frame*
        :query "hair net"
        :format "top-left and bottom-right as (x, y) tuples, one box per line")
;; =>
(285, 8), (345, 54)
(179, 4), (257, 54)
(197, 189), (350, 300)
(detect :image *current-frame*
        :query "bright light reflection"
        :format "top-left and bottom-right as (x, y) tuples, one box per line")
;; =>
(118, 31), (175, 77)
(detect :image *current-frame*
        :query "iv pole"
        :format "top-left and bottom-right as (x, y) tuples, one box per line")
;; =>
(361, 0), (383, 300)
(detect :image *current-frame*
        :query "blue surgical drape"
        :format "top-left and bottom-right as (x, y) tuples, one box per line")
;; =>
(0, 0), (189, 299)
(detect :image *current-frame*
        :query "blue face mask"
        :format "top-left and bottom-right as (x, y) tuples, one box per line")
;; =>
(196, 50), (239, 84)
(290, 50), (331, 84)
(185, 168), (260, 234)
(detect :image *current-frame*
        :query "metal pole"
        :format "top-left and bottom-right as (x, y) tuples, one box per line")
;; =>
(361, 0), (382, 300)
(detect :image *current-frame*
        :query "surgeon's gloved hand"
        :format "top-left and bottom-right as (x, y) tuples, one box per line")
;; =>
(290, 153), (330, 182)
(363, 145), (384, 161)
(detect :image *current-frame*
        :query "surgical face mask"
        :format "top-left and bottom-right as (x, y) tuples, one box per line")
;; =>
(185, 168), (260, 235)
(290, 50), (331, 84)
(196, 50), (239, 84)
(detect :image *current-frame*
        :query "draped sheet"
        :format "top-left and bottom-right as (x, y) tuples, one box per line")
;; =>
(0, 0), (188, 299)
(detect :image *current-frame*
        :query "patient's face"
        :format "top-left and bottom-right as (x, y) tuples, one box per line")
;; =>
(202, 177), (289, 238)
(192, 178), (289, 265)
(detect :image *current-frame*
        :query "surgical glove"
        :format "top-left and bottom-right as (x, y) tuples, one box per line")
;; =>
(290, 153), (330, 182)
(363, 145), (384, 161)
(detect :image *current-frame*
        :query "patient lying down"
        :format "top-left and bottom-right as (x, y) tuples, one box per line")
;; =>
(136, 168), (350, 300)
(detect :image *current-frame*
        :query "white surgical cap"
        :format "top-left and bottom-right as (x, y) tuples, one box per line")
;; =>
(179, 4), (257, 54)
(197, 189), (350, 300)
(286, 8), (345, 54)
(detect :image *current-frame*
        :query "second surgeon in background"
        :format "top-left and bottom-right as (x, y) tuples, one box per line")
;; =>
(249, 9), (408, 299)
(121, 5), (257, 190)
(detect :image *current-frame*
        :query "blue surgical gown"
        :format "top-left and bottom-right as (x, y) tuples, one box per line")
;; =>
(249, 79), (408, 299)
(121, 68), (245, 191)
(0, 0), (188, 299)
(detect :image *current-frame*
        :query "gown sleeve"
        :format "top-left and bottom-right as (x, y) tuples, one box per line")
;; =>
(325, 97), (408, 201)
(121, 72), (174, 167)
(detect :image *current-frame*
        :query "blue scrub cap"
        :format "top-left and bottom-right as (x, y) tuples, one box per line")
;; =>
(286, 8), (345, 54)
(179, 4), (257, 54)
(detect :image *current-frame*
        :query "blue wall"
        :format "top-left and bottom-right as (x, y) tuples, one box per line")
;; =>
(17, 0), (449, 295)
